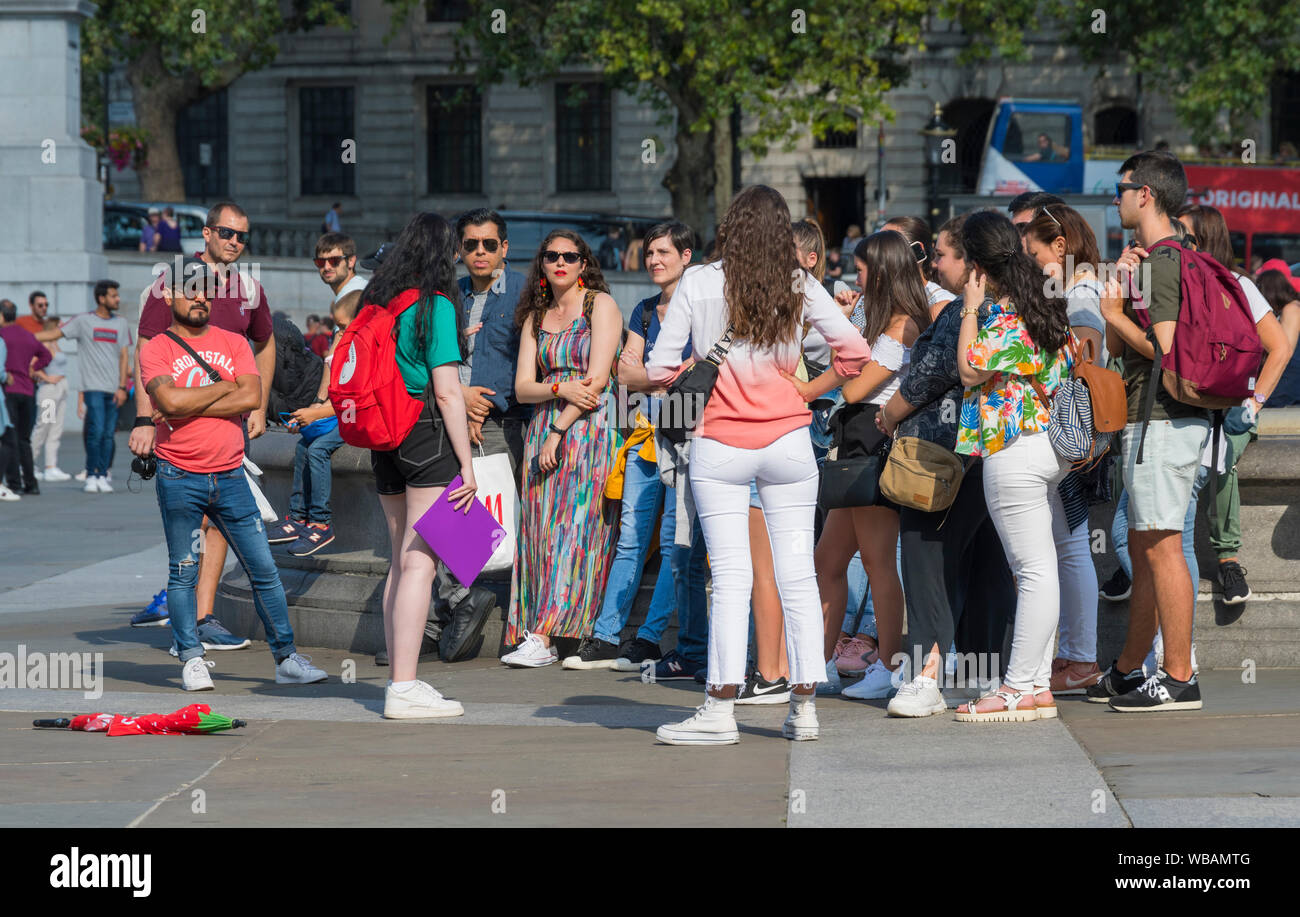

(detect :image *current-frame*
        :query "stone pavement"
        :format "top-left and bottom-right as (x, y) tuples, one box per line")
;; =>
(2, 434), (1298, 827)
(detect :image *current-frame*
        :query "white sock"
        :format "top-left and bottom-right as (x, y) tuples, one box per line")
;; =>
(390, 680), (417, 692)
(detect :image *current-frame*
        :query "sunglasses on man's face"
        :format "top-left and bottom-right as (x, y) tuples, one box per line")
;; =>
(1115, 182), (1145, 197)
(313, 256), (346, 268)
(212, 226), (249, 244)
(462, 238), (500, 253)
(542, 250), (582, 265)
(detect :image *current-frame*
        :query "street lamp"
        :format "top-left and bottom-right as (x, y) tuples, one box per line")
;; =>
(919, 102), (956, 233)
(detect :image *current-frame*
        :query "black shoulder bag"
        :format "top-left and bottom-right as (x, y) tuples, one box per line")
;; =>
(818, 403), (892, 510)
(657, 324), (735, 445)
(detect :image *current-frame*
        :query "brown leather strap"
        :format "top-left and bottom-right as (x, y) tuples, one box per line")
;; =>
(1029, 378), (1052, 409)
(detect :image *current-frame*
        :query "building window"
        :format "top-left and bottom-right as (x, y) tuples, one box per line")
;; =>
(815, 117), (858, 149)
(1094, 105), (1139, 147)
(177, 89), (228, 200)
(426, 0), (469, 21)
(555, 82), (611, 192)
(1272, 72), (1300, 158)
(299, 86), (355, 197)
(427, 85), (482, 194)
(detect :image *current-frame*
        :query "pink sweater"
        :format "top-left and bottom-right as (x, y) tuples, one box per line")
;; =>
(646, 261), (871, 449)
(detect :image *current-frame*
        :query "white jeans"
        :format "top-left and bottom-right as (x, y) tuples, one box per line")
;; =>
(689, 428), (824, 686)
(1055, 516), (1099, 663)
(981, 431), (1070, 690)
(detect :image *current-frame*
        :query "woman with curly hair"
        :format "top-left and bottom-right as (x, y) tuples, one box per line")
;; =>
(647, 185), (871, 745)
(501, 230), (624, 667)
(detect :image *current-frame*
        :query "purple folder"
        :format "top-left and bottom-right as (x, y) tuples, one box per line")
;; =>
(411, 474), (508, 587)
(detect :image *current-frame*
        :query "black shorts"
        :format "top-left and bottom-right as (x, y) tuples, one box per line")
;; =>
(371, 400), (459, 495)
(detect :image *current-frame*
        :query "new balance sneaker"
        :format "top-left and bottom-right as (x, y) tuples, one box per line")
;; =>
(181, 657), (215, 691)
(130, 590), (170, 626)
(1218, 561), (1252, 605)
(1099, 567), (1132, 602)
(502, 631), (557, 668)
(782, 694), (819, 741)
(656, 695), (740, 746)
(561, 636), (621, 670)
(613, 637), (663, 672)
(816, 657), (843, 696)
(1050, 661), (1102, 695)
(383, 680), (464, 719)
(274, 653), (328, 684)
(887, 675), (948, 717)
(1108, 670), (1202, 712)
(196, 615), (251, 650)
(267, 515), (307, 545)
(693, 666), (708, 685)
(652, 650), (701, 681)
(735, 670), (791, 705)
(1084, 660), (1146, 703)
(42, 467), (70, 482)
(833, 633), (877, 676)
(288, 522), (335, 556)
(842, 659), (900, 699)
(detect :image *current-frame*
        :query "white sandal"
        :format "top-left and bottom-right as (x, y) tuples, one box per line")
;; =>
(954, 689), (1040, 723)
(1033, 686), (1058, 719)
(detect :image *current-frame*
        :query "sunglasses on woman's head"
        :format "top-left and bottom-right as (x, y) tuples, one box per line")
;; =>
(313, 255), (345, 268)
(542, 250), (582, 264)
(909, 240), (927, 263)
(213, 226), (249, 244)
(462, 238), (500, 253)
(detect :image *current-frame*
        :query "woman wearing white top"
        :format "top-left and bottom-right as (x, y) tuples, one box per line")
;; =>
(793, 230), (931, 700)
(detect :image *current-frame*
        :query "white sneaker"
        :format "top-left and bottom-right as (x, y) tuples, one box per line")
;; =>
(782, 694), (819, 741)
(96, 475), (114, 493)
(83, 477), (100, 494)
(656, 695), (740, 745)
(842, 659), (901, 699)
(275, 652), (328, 684)
(887, 675), (948, 717)
(815, 657), (842, 695)
(75, 470), (87, 482)
(182, 657), (215, 691)
(383, 680), (464, 719)
(501, 631), (557, 668)
(43, 467), (70, 482)
(0, 484), (20, 502)
(33, 469), (44, 481)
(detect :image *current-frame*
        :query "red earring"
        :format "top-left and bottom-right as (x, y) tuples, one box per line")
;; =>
(539, 277), (548, 292)
(577, 276), (585, 289)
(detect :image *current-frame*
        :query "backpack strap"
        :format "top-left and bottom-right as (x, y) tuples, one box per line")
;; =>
(162, 330), (222, 384)
(1135, 336), (1162, 465)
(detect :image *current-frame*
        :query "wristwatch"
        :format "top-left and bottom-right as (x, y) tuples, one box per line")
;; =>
(1252, 392), (1267, 406)
(550, 422), (568, 437)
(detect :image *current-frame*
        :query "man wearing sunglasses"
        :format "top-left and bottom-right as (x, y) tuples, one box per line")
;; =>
(128, 200), (275, 649)
(311, 232), (366, 357)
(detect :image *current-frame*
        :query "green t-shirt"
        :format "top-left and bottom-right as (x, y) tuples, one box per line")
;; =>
(1122, 239), (1206, 423)
(394, 294), (463, 397)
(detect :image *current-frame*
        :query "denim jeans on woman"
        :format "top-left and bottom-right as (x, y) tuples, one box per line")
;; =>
(690, 428), (824, 686)
(155, 459), (298, 664)
(289, 425), (345, 524)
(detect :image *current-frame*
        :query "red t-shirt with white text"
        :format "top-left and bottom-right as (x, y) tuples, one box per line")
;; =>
(139, 327), (259, 473)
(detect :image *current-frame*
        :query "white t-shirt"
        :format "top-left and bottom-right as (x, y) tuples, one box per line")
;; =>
(926, 280), (955, 308)
(863, 332), (910, 406)
(1065, 275), (1109, 365)
(332, 273), (367, 305)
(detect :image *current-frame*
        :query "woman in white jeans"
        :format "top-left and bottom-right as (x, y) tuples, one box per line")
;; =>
(646, 185), (870, 745)
(953, 210), (1075, 723)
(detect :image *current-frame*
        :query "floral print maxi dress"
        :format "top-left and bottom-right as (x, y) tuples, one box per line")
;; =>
(506, 298), (619, 644)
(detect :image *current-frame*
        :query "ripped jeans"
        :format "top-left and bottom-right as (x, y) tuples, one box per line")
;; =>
(155, 459), (298, 663)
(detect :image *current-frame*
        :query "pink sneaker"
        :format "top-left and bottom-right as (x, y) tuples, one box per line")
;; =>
(834, 634), (877, 676)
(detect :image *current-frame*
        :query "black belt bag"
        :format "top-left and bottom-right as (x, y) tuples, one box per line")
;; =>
(819, 403), (892, 510)
(658, 325), (735, 445)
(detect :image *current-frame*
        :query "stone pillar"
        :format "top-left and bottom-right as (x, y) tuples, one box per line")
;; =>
(0, 0), (107, 318)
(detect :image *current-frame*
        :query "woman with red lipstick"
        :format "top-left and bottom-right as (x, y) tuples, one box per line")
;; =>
(502, 230), (624, 667)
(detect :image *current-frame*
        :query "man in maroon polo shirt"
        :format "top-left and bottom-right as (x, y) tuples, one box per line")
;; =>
(128, 200), (276, 646)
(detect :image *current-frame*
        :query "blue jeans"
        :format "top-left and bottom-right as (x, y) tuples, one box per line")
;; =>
(155, 459), (297, 663)
(289, 426), (344, 524)
(1112, 463), (1208, 589)
(642, 493), (708, 663)
(82, 390), (118, 477)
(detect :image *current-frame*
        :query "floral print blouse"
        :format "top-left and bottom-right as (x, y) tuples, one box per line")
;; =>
(955, 298), (1074, 457)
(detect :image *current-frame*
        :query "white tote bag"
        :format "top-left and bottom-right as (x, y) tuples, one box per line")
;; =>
(242, 456), (279, 525)
(474, 450), (518, 575)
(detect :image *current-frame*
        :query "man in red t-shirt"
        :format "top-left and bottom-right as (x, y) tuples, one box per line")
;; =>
(128, 200), (276, 643)
(138, 257), (324, 691)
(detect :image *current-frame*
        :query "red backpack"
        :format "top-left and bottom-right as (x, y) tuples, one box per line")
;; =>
(328, 289), (428, 451)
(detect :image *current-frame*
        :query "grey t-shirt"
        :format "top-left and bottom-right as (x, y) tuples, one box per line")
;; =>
(60, 311), (133, 394)
(457, 290), (490, 385)
(1065, 276), (1108, 365)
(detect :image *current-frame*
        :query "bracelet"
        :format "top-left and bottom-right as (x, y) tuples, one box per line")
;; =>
(960, 307), (979, 318)
(133, 417), (155, 429)
(551, 382), (560, 396)
(550, 422), (568, 437)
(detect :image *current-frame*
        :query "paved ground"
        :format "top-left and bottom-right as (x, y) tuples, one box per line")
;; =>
(2, 433), (1298, 827)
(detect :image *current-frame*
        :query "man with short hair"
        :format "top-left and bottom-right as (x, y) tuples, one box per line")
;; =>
(1091, 150), (1207, 712)
(127, 200), (275, 645)
(138, 256), (326, 691)
(312, 232), (366, 356)
(36, 281), (132, 493)
(0, 299), (51, 494)
(17, 291), (48, 335)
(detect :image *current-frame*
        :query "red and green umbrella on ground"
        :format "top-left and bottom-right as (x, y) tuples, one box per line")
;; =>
(33, 704), (246, 736)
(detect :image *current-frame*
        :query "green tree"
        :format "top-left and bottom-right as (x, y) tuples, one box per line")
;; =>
(390, 0), (1037, 234)
(82, 0), (348, 201)
(1061, 0), (1300, 148)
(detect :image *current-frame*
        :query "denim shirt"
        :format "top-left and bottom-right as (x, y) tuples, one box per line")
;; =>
(896, 296), (990, 451)
(458, 269), (527, 418)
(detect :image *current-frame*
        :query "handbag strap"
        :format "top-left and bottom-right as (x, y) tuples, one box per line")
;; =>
(163, 330), (222, 384)
(703, 324), (736, 367)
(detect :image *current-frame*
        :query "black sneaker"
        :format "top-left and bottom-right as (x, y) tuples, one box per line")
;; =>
(735, 670), (791, 705)
(439, 587), (496, 662)
(560, 637), (621, 670)
(1099, 567), (1132, 602)
(1109, 670), (1202, 712)
(1218, 561), (1252, 605)
(613, 637), (663, 672)
(376, 627), (440, 666)
(1084, 660), (1146, 703)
